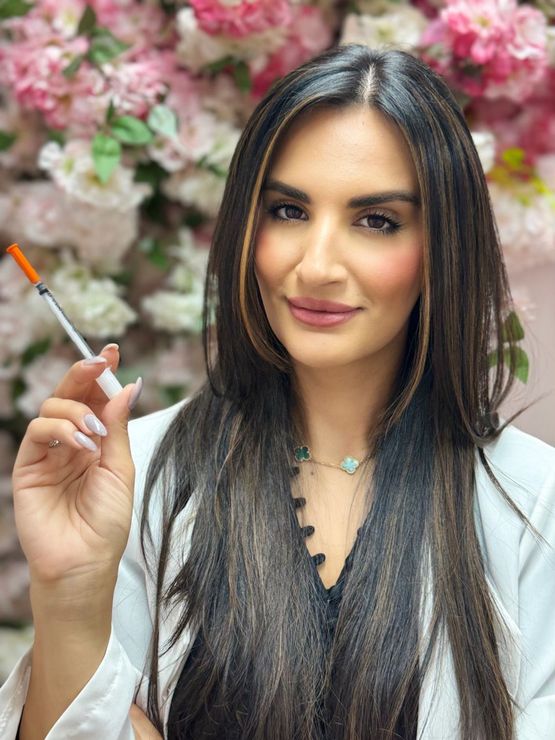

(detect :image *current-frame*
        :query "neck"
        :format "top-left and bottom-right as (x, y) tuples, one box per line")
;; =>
(292, 356), (401, 462)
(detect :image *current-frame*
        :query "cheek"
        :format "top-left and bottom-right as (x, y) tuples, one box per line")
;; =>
(361, 245), (423, 301)
(254, 227), (287, 289)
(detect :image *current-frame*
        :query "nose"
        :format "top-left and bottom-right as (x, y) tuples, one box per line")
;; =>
(295, 214), (346, 286)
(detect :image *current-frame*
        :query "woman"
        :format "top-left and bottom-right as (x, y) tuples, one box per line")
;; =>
(2, 44), (555, 739)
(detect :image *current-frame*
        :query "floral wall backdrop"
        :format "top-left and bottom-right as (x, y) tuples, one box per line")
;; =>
(0, 0), (554, 678)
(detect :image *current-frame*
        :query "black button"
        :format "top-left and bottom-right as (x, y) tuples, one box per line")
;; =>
(312, 553), (326, 566)
(293, 497), (306, 508)
(300, 525), (315, 538)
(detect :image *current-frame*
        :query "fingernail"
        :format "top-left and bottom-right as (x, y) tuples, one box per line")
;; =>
(82, 356), (107, 366)
(83, 413), (107, 437)
(74, 431), (98, 452)
(128, 377), (143, 410)
(101, 343), (119, 352)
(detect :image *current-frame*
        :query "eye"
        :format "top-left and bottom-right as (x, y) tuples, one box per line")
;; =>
(267, 202), (306, 222)
(357, 212), (402, 236)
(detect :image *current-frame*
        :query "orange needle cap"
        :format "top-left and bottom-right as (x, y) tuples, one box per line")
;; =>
(5, 243), (42, 284)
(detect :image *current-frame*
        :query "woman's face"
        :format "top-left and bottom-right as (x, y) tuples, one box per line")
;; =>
(254, 105), (424, 372)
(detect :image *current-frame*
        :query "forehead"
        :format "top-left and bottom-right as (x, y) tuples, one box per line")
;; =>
(267, 105), (419, 195)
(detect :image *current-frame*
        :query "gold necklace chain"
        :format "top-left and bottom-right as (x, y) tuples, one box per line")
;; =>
(294, 445), (372, 475)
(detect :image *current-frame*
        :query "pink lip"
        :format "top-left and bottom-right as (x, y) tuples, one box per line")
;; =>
(288, 296), (357, 312)
(287, 297), (361, 328)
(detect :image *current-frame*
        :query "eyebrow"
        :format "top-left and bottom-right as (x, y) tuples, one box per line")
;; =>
(263, 179), (421, 208)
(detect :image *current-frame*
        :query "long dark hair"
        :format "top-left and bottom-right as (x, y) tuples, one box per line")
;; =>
(138, 44), (531, 738)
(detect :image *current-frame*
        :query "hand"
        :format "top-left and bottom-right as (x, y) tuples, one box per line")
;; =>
(129, 703), (163, 739)
(11, 345), (142, 589)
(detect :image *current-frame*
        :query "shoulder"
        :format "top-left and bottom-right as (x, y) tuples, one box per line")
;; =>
(477, 422), (555, 518)
(474, 423), (555, 624)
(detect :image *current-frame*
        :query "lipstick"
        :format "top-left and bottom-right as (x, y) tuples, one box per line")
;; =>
(287, 296), (361, 328)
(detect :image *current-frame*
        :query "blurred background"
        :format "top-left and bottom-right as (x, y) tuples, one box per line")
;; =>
(1, 0), (554, 682)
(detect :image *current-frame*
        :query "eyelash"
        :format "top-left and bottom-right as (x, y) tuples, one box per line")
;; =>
(266, 201), (402, 236)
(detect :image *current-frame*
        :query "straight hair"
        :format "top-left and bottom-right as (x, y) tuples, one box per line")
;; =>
(137, 44), (533, 738)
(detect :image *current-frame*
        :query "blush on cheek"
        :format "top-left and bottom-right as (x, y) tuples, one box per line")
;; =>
(254, 229), (284, 285)
(367, 246), (423, 296)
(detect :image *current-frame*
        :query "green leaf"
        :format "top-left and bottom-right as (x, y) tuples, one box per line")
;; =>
(111, 115), (153, 146)
(88, 28), (129, 65)
(21, 337), (52, 367)
(91, 134), (121, 183)
(77, 4), (96, 35)
(138, 237), (169, 269)
(502, 147), (525, 171)
(0, 130), (17, 151)
(11, 376), (26, 401)
(147, 105), (178, 138)
(233, 60), (251, 93)
(105, 98), (116, 124)
(134, 161), (168, 189)
(110, 269), (132, 286)
(183, 209), (204, 228)
(62, 54), (84, 79)
(0, 0), (33, 20)
(110, 270), (133, 286)
(47, 129), (65, 145)
(509, 346), (529, 383)
(488, 347), (529, 383)
(501, 310), (525, 342)
(487, 350), (498, 369)
(205, 55), (234, 74)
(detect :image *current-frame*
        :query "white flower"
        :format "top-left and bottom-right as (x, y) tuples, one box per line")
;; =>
(471, 130), (496, 174)
(489, 182), (555, 273)
(0, 290), (63, 366)
(16, 352), (74, 418)
(163, 166), (226, 218)
(167, 228), (210, 287)
(536, 153), (555, 191)
(141, 289), (204, 333)
(176, 8), (286, 71)
(49, 262), (138, 338)
(340, 6), (427, 51)
(39, 140), (151, 211)
(152, 337), (198, 387)
(147, 111), (240, 174)
(5, 182), (138, 270)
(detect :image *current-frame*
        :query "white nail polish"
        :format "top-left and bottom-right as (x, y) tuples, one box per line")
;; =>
(83, 356), (108, 365)
(74, 431), (98, 451)
(83, 413), (107, 436)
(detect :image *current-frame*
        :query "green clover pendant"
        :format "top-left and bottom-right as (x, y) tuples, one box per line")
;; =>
(340, 456), (359, 475)
(294, 446), (311, 462)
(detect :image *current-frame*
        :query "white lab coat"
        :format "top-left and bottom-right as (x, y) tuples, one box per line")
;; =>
(1, 399), (554, 739)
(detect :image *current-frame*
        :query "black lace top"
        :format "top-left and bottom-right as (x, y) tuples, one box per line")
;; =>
(167, 496), (418, 738)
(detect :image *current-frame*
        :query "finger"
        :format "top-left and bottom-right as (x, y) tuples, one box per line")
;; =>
(96, 377), (143, 486)
(39, 397), (108, 439)
(51, 345), (121, 405)
(15, 416), (100, 469)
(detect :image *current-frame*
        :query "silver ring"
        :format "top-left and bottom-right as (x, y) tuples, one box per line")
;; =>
(48, 439), (62, 448)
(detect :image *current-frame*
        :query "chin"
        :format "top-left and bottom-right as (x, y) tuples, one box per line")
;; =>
(286, 346), (364, 371)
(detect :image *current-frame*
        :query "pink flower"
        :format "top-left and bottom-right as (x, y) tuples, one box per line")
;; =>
(189, 0), (292, 38)
(0, 34), (107, 132)
(250, 5), (332, 97)
(420, 0), (549, 102)
(469, 69), (555, 164)
(103, 50), (177, 118)
(91, 0), (171, 51)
